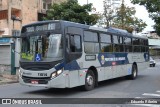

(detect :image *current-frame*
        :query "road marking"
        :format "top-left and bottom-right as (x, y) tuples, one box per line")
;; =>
(142, 93), (160, 97)
(156, 91), (160, 93)
(131, 104), (160, 107)
(135, 97), (145, 99)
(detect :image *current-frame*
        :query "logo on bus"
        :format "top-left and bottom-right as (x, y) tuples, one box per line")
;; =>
(101, 55), (105, 65)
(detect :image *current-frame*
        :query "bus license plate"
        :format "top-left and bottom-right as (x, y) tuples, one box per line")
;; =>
(31, 80), (38, 84)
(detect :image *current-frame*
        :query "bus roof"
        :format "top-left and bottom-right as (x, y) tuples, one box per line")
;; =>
(22, 20), (148, 40)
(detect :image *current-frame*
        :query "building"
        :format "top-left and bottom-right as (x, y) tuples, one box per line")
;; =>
(140, 31), (160, 58)
(141, 31), (160, 39)
(0, 0), (66, 37)
(0, 0), (66, 66)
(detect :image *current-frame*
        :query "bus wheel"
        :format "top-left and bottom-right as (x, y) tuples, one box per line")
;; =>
(83, 70), (95, 91)
(130, 64), (138, 80)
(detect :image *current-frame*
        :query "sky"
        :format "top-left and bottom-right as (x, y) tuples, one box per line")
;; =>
(78, 0), (155, 32)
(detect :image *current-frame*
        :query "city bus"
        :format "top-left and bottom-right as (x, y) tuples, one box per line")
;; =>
(19, 20), (149, 91)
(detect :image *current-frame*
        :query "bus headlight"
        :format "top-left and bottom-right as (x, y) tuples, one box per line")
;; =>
(51, 69), (63, 79)
(19, 69), (23, 78)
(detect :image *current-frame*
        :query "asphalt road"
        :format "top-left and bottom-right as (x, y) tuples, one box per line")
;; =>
(0, 61), (160, 107)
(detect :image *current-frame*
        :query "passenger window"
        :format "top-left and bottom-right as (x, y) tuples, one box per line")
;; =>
(100, 34), (111, 43)
(112, 35), (119, 44)
(70, 35), (82, 52)
(84, 31), (98, 42)
(124, 37), (131, 45)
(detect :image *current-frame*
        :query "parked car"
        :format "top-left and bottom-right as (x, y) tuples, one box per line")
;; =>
(150, 56), (156, 67)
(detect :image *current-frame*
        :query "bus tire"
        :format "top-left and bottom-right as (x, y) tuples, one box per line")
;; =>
(129, 64), (138, 80)
(83, 70), (95, 91)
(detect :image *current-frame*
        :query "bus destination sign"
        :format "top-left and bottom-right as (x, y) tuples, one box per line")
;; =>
(26, 23), (55, 32)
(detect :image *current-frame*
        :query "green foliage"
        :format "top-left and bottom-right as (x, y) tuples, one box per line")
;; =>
(112, 2), (147, 33)
(103, 0), (115, 27)
(43, 0), (99, 25)
(131, 0), (160, 35)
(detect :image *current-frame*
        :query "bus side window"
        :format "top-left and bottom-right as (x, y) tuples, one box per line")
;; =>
(66, 34), (70, 53)
(70, 34), (82, 53)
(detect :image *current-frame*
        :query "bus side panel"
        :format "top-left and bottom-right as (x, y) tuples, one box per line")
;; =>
(97, 67), (105, 82)
(127, 53), (149, 72)
(68, 70), (80, 88)
(104, 66), (113, 80)
(78, 69), (87, 86)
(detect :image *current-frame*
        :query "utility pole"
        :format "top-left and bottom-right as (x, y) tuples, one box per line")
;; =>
(11, 15), (22, 75)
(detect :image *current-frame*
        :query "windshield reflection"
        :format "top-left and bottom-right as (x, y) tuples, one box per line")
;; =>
(21, 33), (63, 62)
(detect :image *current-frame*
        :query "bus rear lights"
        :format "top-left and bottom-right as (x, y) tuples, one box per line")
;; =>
(51, 69), (63, 79)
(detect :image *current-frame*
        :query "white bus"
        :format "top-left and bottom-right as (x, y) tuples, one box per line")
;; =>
(19, 20), (149, 91)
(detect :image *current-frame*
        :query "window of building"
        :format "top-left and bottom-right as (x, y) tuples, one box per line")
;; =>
(43, 2), (46, 9)
(43, 2), (51, 10)
(47, 3), (52, 9)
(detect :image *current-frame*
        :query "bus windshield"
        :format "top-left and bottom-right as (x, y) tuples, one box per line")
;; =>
(21, 33), (63, 62)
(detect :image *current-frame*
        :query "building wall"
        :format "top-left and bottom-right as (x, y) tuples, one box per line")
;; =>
(0, 45), (11, 65)
(0, 0), (8, 10)
(22, 0), (38, 25)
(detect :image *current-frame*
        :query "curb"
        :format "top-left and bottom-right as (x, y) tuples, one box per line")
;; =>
(0, 74), (19, 85)
(0, 80), (18, 85)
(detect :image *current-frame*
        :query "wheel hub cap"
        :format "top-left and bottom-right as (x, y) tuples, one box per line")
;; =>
(86, 75), (93, 86)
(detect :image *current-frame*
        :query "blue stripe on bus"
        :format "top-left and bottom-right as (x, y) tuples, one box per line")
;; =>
(98, 53), (129, 67)
(64, 60), (80, 71)
(55, 62), (65, 71)
(63, 53), (148, 71)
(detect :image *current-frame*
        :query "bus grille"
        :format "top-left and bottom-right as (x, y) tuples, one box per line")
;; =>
(22, 76), (50, 84)
(20, 60), (62, 71)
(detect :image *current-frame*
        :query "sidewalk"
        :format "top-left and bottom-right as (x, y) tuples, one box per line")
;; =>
(0, 65), (19, 85)
(0, 73), (18, 85)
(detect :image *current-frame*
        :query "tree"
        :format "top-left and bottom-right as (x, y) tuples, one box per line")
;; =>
(43, 0), (99, 25)
(103, 0), (115, 27)
(131, 0), (160, 35)
(111, 0), (147, 33)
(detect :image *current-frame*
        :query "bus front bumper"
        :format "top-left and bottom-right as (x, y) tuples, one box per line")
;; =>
(19, 73), (67, 88)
